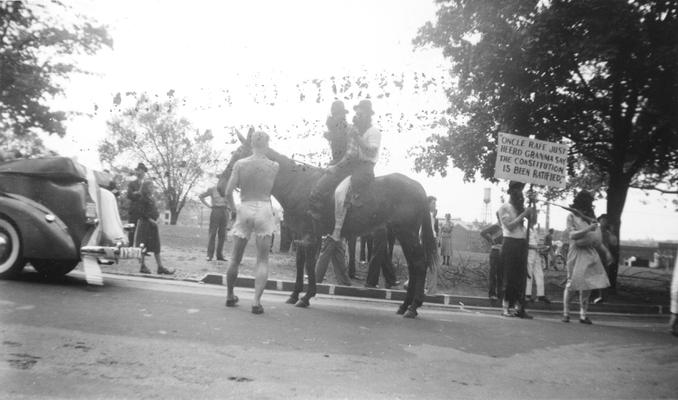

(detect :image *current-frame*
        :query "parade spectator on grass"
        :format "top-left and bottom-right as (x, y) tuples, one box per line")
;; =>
(424, 195), (440, 294)
(406, 195), (439, 292)
(525, 224), (551, 304)
(315, 235), (353, 286)
(440, 213), (454, 266)
(543, 228), (554, 269)
(134, 180), (174, 275)
(480, 214), (503, 302)
(364, 227), (399, 289)
(498, 181), (535, 319)
(561, 190), (610, 325)
(126, 162), (147, 245)
(590, 213), (619, 303)
(670, 250), (678, 337)
(199, 178), (231, 262)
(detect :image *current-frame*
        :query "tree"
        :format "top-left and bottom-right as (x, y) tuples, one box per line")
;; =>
(0, 1), (112, 159)
(413, 0), (678, 287)
(99, 94), (218, 225)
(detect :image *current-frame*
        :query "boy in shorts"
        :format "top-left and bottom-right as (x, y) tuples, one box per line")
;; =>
(222, 131), (280, 314)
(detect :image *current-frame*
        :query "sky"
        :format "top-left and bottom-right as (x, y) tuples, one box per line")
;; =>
(40, 0), (678, 241)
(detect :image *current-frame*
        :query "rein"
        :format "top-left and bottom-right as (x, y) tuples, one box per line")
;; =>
(289, 157), (318, 169)
(546, 202), (597, 224)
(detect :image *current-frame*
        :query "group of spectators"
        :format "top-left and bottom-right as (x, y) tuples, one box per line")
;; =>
(480, 182), (618, 324)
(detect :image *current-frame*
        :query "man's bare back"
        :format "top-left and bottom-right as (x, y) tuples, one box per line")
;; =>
(223, 130), (280, 315)
(230, 155), (279, 202)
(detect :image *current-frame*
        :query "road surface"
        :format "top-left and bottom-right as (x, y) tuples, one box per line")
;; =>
(1, 272), (676, 399)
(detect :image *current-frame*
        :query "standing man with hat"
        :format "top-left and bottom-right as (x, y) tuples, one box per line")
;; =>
(497, 180), (536, 319)
(126, 162), (148, 249)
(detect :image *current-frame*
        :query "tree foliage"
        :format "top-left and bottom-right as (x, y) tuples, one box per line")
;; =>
(0, 1), (112, 159)
(413, 0), (678, 237)
(99, 94), (218, 225)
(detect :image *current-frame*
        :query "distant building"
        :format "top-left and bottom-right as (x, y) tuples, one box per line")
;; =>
(620, 242), (678, 269)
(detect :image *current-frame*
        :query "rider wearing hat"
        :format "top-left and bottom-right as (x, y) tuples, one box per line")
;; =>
(327, 99), (381, 242)
(324, 100), (350, 165)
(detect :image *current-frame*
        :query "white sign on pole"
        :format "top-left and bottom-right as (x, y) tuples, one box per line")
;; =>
(494, 132), (569, 188)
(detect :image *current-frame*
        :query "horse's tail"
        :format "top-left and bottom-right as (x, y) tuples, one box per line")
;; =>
(420, 205), (440, 272)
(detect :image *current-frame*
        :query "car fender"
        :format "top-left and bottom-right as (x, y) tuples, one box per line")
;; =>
(0, 192), (79, 260)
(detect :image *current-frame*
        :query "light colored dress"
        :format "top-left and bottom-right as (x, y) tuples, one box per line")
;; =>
(565, 213), (610, 291)
(440, 221), (454, 258)
(671, 249), (678, 314)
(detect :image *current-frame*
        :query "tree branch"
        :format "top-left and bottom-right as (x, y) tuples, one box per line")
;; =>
(629, 183), (678, 194)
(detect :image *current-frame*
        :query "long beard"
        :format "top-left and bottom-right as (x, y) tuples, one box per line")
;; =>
(509, 192), (525, 214)
(354, 116), (371, 133)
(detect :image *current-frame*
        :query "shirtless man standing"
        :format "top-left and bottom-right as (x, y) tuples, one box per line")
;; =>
(223, 131), (280, 314)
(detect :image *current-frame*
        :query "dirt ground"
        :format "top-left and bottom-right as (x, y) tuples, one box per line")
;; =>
(99, 225), (672, 306)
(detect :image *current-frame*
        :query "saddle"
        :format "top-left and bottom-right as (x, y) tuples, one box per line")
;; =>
(334, 176), (372, 210)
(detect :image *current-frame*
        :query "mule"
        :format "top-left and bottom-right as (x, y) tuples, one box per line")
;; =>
(218, 132), (438, 318)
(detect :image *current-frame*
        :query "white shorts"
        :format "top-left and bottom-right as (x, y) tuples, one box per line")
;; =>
(231, 201), (276, 239)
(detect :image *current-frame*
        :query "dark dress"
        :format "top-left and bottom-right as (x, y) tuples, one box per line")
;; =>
(134, 196), (161, 254)
(126, 178), (142, 244)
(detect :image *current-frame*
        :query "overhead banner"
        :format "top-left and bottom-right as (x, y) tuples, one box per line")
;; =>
(494, 132), (569, 188)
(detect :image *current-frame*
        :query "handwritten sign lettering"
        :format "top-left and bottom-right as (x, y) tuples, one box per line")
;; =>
(494, 132), (569, 188)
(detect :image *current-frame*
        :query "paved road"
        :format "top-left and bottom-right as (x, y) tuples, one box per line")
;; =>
(1, 272), (676, 399)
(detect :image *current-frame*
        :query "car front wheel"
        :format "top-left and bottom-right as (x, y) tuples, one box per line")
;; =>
(0, 216), (25, 278)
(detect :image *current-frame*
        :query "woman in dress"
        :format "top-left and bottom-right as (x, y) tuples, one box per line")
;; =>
(440, 213), (454, 266)
(562, 190), (610, 324)
(134, 180), (174, 275)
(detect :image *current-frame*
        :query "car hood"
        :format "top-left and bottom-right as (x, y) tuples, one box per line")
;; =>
(0, 157), (87, 183)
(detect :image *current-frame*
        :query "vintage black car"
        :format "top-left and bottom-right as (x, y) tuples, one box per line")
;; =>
(0, 157), (141, 283)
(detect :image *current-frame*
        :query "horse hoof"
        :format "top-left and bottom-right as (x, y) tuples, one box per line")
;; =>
(295, 299), (310, 308)
(286, 297), (298, 305)
(396, 306), (407, 315)
(403, 309), (418, 319)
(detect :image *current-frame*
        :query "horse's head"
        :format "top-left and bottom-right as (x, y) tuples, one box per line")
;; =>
(217, 127), (254, 196)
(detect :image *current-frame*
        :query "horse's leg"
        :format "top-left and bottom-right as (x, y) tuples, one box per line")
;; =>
(395, 231), (416, 315)
(405, 242), (427, 318)
(397, 232), (427, 318)
(286, 241), (305, 304)
(347, 236), (357, 279)
(296, 240), (319, 307)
